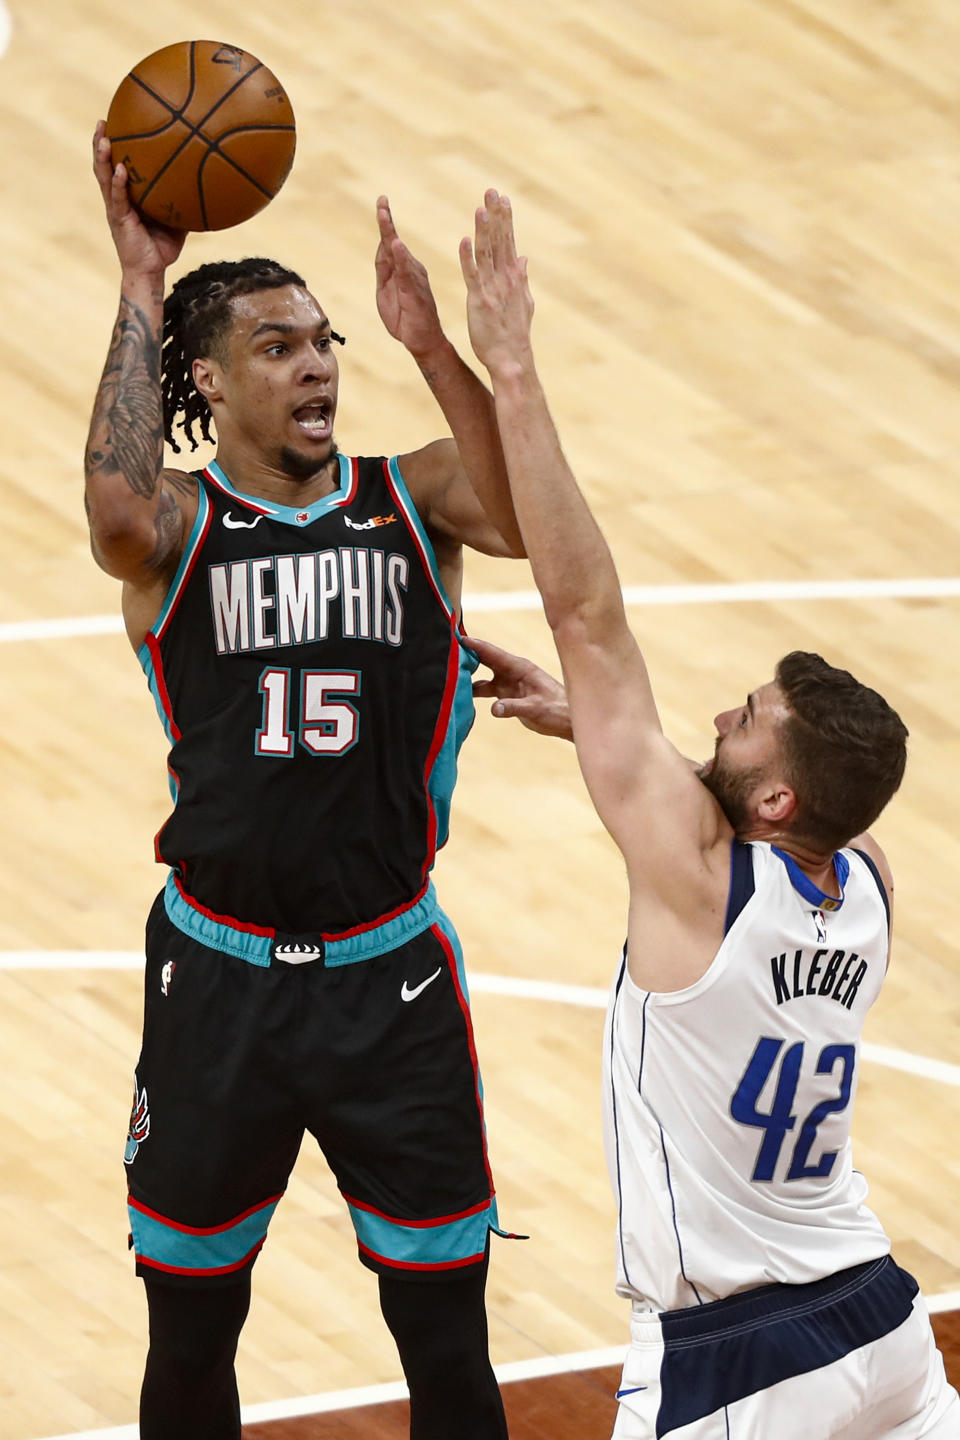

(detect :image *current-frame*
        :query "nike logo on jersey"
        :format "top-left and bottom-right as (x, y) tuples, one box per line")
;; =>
(345, 513), (398, 530)
(400, 966), (443, 1002)
(615, 1388), (648, 1399)
(223, 511), (265, 529)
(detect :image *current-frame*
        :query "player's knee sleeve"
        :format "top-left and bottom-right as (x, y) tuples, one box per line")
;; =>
(140, 1275), (251, 1440)
(378, 1253), (508, 1439)
(144, 1275), (251, 1380)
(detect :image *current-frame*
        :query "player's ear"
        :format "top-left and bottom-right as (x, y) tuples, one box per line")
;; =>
(193, 357), (222, 402)
(758, 782), (796, 825)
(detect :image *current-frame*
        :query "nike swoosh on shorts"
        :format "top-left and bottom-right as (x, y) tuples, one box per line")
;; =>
(400, 966), (443, 1002)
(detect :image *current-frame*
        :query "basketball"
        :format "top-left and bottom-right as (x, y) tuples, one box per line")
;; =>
(105, 40), (296, 232)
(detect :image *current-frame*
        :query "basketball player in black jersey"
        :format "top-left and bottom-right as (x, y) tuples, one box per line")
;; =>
(85, 122), (524, 1440)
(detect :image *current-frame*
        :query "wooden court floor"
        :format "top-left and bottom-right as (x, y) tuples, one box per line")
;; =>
(2, 0), (960, 1436)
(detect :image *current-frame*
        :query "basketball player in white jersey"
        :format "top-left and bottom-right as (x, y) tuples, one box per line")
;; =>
(456, 194), (960, 1438)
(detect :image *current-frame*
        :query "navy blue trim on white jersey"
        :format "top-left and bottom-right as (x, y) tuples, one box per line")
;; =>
(852, 847), (891, 931)
(723, 840), (755, 935)
(655, 1255), (916, 1436)
(772, 846), (850, 913)
(610, 949), (633, 1293)
(637, 987), (703, 1307)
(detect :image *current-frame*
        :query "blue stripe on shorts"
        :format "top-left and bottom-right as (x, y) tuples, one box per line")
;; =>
(128, 1192), (282, 1278)
(345, 1193), (499, 1271)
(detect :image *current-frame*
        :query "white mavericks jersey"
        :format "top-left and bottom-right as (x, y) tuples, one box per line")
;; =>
(603, 840), (891, 1314)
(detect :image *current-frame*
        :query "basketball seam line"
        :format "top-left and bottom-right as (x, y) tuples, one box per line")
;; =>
(134, 67), (264, 211)
(195, 132), (295, 209)
(125, 40), (202, 207)
(129, 54), (268, 218)
(110, 119), (295, 143)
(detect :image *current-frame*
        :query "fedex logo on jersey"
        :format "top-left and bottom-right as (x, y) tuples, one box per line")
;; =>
(208, 547), (409, 656)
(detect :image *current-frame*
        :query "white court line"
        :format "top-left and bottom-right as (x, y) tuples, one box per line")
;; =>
(4, 955), (960, 1089)
(4, 575), (960, 644)
(0, 3), (10, 61)
(37, 1349), (633, 1439)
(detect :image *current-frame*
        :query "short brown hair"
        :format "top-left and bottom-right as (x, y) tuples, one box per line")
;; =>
(774, 651), (908, 852)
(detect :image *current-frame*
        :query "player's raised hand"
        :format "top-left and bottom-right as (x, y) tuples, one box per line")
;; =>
(460, 191), (534, 378)
(374, 196), (445, 359)
(92, 121), (186, 278)
(467, 636), (572, 740)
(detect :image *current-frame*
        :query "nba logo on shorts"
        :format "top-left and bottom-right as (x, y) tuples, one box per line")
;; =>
(161, 960), (176, 996)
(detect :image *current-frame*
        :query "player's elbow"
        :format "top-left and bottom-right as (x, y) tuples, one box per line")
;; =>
(544, 592), (617, 648)
(85, 499), (156, 580)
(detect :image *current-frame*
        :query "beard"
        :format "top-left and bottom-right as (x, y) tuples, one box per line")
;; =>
(278, 439), (339, 481)
(700, 753), (766, 833)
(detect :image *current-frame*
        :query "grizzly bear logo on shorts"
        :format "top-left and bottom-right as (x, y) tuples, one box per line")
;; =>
(124, 1083), (150, 1165)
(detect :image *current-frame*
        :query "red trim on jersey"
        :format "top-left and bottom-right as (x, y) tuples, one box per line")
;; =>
(202, 466), (277, 515)
(356, 1239), (486, 1272)
(173, 874), (277, 939)
(341, 1192), (492, 1228)
(135, 1240), (266, 1277)
(343, 455), (360, 506)
(145, 632), (181, 742)
(321, 879), (430, 941)
(421, 629), (460, 874)
(154, 499), (213, 641)
(128, 1191), (283, 1235)
(433, 922), (496, 1194)
(381, 458), (452, 618)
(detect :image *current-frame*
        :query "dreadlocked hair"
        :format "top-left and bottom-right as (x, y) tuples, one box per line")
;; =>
(161, 258), (306, 452)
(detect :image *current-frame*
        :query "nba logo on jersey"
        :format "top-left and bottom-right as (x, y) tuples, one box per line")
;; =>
(813, 910), (828, 943)
(161, 960), (176, 996)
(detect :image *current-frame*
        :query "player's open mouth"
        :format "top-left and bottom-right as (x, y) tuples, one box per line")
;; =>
(293, 402), (332, 438)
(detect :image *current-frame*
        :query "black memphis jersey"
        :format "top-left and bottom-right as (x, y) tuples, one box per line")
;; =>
(140, 454), (475, 933)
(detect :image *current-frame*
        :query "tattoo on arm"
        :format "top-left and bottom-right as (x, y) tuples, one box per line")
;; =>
(85, 294), (164, 499)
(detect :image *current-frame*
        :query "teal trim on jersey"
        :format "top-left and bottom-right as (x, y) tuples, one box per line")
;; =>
(153, 484), (212, 639)
(205, 454), (353, 525)
(347, 1194), (497, 1269)
(128, 1195), (280, 1275)
(386, 454), (455, 620)
(429, 641), (479, 853)
(138, 642), (176, 751)
(163, 871), (441, 967)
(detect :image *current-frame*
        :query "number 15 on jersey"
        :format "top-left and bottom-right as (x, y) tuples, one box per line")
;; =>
(256, 668), (362, 757)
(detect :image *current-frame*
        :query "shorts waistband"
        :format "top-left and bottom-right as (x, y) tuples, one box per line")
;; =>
(163, 872), (441, 968)
(630, 1254), (903, 1345)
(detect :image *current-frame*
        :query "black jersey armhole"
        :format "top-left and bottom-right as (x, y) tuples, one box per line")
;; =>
(852, 848), (891, 931)
(724, 840), (755, 936)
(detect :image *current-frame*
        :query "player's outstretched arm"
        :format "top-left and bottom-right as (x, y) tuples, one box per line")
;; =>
(84, 122), (191, 583)
(374, 195), (525, 559)
(460, 195), (720, 873)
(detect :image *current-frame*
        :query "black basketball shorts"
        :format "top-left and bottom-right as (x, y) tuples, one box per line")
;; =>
(124, 883), (501, 1287)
